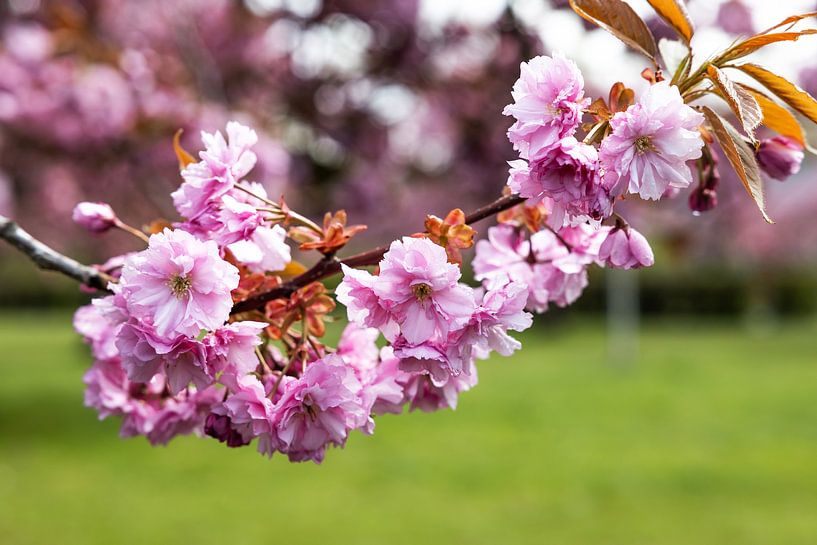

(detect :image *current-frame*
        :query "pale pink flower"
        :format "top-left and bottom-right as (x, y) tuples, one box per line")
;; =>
(756, 136), (804, 181)
(453, 282), (532, 364)
(171, 121), (258, 221)
(145, 386), (221, 446)
(365, 347), (409, 417)
(272, 354), (368, 463)
(205, 321), (267, 379)
(474, 224), (605, 313)
(402, 365), (478, 412)
(372, 237), (475, 343)
(83, 357), (136, 420)
(509, 137), (614, 228)
(74, 303), (119, 362)
(598, 226), (654, 269)
(336, 265), (398, 339)
(394, 338), (457, 386)
(119, 228), (239, 337)
(504, 54), (589, 160)
(227, 224), (291, 273)
(214, 374), (276, 444)
(115, 319), (212, 394)
(72, 201), (117, 233)
(599, 82), (704, 200)
(337, 323), (381, 372)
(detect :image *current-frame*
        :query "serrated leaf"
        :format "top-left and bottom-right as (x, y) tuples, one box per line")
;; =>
(735, 63), (817, 125)
(721, 30), (817, 62)
(568, 0), (657, 60)
(706, 65), (763, 140)
(702, 106), (772, 223)
(645, 0), (694, 43)
(739, 84), (807, 147)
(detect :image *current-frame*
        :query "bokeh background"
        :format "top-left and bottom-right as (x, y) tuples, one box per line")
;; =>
(1, 1), (816, 543)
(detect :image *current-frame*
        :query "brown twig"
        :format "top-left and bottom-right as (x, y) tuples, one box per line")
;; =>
(0, 214), (112, 290)
(231, 194), (525, 314)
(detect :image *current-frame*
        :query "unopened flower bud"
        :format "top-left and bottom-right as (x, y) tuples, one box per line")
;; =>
(688, 186), (718, 213)
(204, 413), (249, 448)
(598, 226), (654, 269)
(72, 202), (117, 233)
(756, 136), (804, 181)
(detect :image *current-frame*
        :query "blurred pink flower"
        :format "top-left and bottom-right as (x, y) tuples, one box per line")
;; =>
(756, 136), (804, 181)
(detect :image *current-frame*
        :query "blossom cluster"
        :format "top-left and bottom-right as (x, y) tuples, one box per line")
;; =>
(60, 15), (813, 460)
(72, 121), (535, 463)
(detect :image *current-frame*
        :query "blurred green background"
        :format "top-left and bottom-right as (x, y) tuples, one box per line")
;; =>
(2, 310), (816, 545)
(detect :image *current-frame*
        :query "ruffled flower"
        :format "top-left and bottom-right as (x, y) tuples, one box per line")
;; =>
(119, 228), (239, 337)
(599, 81), (704, 200)
(504, 53), (589, 160)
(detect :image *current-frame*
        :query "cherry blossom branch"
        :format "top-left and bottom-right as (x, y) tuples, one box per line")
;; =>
(231, 194), (525, 314)
(0, 214), (112, 290)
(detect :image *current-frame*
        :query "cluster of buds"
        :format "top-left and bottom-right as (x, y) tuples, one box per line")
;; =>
(13, 2), (817, 462)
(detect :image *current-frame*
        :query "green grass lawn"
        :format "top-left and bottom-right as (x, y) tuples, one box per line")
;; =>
(1, 311), (816, 545)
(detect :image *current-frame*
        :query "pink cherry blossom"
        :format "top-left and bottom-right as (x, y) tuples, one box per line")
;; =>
(402, 365), (478, 413)
(599, 81), (704, 200)
(338, 237), (474, 343)
(474, 224), (605, 312)
(272, 354), (368, 463)
(145, 386), (222, 446)
(227, 224), (291, 273)
(205, 321), (267, 379)
(598, 226), (655, 269)
(504, 53), (589, 160)
(74, 303), (119, 362)
(213, 374), (276, 445)
(171, 121), (258, 221)
(119, 228), (239, 337)
(508, 137), (614, 228)
(72, 201), (117, 233)
(115, 319), (211, 394)
(453, 282), (533, 364)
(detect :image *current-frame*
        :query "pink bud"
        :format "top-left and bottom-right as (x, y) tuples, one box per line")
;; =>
(598, 226), (654, 270)
(688, 186), (718, 213)
(756, 136), (804, 181)
(72, 202), (117, 233)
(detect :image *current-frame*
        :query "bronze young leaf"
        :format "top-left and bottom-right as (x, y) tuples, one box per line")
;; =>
(568, 0), (657, 61)
(735, 63), (817, 125)
(706, 65), (763, 141)
(702, 106), (771, 223)
(645, 0), (694, 44)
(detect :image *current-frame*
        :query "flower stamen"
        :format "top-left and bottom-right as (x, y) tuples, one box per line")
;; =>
(168, 274), (192, 298)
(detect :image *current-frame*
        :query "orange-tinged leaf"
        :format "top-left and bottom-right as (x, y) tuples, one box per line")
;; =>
(568, 0), (657, 60)
(735, 63), (817, 125)
(702, 106), (772, 223)
(760, 11), (817, 34)
(722, 30), (817, 62)
(173, 129), (196, 170)
(706, 65), (763, 140)
(276, 261), (308, 278)
(739, 84), (807, 147)
(645, 0), (694, 43)
(587, 97), (612, 121)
